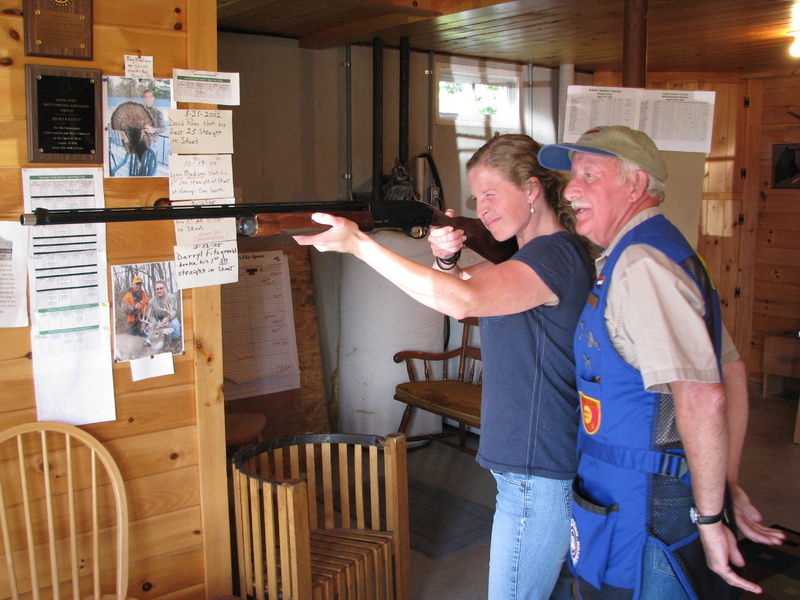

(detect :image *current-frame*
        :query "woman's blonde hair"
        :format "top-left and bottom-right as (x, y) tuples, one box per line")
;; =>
(466, 133), (578, 235)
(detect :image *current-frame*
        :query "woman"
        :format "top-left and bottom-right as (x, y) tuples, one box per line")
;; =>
(294, 134), (594, 599)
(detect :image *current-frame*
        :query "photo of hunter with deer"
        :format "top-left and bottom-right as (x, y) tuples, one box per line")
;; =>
(112, 261), (183, 362)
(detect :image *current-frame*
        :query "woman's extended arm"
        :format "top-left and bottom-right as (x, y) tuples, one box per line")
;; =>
(293, 212), (556, 319)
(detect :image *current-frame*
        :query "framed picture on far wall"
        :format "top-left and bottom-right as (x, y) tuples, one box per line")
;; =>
(772, 143), (800, 189)
(102, 76), (174, 178)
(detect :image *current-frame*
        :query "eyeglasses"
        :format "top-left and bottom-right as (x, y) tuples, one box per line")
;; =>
(155, 287), (165, 291)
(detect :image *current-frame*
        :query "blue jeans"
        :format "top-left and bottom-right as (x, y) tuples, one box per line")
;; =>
(639, 539), (691, 600)
(488, 471), (574, 600)
(165, 317), (181, 339)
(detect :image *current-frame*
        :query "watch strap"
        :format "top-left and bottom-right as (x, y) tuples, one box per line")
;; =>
(690, 506), (725, 525)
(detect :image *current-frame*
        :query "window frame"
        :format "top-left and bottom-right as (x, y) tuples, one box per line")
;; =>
(434, 58), (523, 129)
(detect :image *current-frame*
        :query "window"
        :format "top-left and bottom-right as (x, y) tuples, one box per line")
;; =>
(435, 59), (522, 129)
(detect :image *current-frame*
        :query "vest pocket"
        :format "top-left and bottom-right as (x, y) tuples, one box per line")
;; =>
(570, 477), (619, 590)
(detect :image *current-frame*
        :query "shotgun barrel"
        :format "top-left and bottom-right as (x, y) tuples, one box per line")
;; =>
(20, 199), (518, 264)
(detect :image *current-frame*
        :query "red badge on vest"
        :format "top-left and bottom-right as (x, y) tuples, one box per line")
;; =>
(580, 392), (601, 434)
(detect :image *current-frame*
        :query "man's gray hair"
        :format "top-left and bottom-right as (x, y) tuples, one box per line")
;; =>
(617, 159), (666, 202)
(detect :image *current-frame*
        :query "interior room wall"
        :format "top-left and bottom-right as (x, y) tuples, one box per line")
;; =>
(217, 34), (707, 426)
(218, 33), (345, 408)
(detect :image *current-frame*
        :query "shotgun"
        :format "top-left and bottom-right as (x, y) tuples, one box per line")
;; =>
(20, 199), (518, 264)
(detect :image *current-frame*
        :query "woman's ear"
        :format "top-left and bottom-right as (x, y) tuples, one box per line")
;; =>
(526, 177), (541, 200)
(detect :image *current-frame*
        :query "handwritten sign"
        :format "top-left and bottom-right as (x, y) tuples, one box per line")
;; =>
(168, 109), (233, 155)
(169, 154), (234, 200)
(173, 197), (237, 246)
(174, 240), (239, 289)
(124, 55), (153, 79)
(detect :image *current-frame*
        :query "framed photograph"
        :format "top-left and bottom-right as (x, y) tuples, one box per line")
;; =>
(25, 64), (102, 163)
(111, 261), (184, 362)
(23, 0), (92, 60)
(102, 76), (174, 178)
(772, 144), (800, 189)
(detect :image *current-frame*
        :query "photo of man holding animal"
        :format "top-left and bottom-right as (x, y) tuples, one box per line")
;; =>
(112, 262), (183, 362)
(102, 76), (174, 178)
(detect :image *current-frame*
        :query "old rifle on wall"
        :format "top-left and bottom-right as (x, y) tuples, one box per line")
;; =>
(21, 199), (518, 264)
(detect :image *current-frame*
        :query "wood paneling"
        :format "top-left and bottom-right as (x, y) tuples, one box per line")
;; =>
(0, 1), (228, 599)
(740, 74), (800, 383)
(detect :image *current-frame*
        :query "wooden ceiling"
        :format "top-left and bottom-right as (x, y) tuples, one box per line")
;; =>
(216, 0), (800, 75)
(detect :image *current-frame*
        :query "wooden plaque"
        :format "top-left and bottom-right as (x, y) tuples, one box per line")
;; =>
(25, 64), (102, 163)
(24, 0), (92, 60)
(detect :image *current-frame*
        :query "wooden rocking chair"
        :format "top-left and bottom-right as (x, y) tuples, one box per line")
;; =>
(392, 317), (482, 454)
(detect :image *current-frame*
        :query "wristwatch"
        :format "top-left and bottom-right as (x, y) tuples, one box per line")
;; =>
(689, 506), (725, 525)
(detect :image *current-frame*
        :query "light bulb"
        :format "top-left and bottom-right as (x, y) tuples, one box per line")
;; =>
(791, 35), (800, 58)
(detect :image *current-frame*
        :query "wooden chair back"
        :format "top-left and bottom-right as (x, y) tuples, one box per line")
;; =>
(395, 317), (481, 386)
(231, 433), (410, 600)
(0, 421), (130, 600)
(392, 318), (482, 453)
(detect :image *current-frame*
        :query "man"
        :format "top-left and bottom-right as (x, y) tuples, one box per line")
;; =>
(120, 275), (148, 336)
(142, 88), (167, 146)
(148, 280), (181, 350)
(538, 127), (782, 599)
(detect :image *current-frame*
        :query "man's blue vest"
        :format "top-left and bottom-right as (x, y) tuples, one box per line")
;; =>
(570, 215), (737, 600)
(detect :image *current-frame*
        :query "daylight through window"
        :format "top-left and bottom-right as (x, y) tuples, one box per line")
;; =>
(436, 60), (522, 129)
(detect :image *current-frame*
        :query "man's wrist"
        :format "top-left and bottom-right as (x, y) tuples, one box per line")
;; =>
(690, 506), (726, 525)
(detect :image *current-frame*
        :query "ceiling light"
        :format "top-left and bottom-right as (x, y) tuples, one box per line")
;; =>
(791, 32), (800, 57)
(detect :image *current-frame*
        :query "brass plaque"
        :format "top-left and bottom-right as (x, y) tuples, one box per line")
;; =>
(24, 0), (92, 60)
(26, 64), (102, 163)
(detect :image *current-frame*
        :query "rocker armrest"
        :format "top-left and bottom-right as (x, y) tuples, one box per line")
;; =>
(392, 347), (463, 363)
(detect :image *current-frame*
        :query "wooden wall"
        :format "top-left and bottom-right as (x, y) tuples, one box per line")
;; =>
(739, 75), (800, 382)
(0, 1), (231, 599)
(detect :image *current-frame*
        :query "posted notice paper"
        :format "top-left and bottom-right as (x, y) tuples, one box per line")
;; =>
(0, 221), (29, 328)
(173, 197), (238, 246)
(168, 109), (233, 155)
(222, 251), (300, 399)
(172, 69), (240, 106)
(22, 168), (116, 425)
(564, 86), (716, 153)
(169, 154), (234, 200)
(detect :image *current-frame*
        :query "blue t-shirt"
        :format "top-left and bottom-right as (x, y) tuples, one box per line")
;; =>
(476, 231), (593, 479)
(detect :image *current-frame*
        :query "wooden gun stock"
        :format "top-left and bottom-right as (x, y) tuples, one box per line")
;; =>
(242, 208), (517, 264)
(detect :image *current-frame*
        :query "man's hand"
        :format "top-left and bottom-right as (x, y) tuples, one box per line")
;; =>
(730, 483), (786, 546)
(698, 523), (762, 594)
(428, 208), (466, 260)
